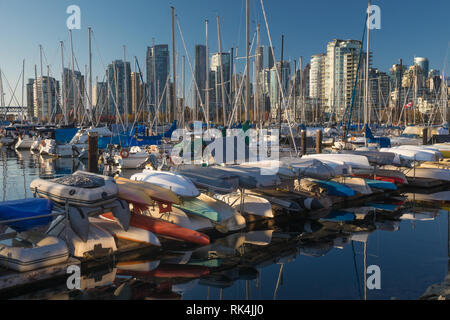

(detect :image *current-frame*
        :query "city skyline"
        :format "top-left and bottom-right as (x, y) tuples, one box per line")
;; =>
(0, 0), (449, 110)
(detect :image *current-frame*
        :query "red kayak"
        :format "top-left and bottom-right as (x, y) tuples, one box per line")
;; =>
(118, 264), (210, 279)
(353, 174), (406, 185)
(102, 212), (210, 246)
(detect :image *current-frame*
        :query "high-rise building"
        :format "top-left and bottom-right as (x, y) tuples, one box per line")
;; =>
(256, 46), (264, 73)
(414, 57), (429, 76)
(211, 52), (232, 117)
(309, 54), (325, 101)
(131, 72), (145, 116)
(194, 45), (206, 115)
(62, 68), (84, 120)
(106, 60), (132, 116)
(146, 45), (170, 114)
(93, 82), (107, 118)
(270, 61), (290, 120)
(26, 79), (34, 119)
(33, 76), (60, 121)
(323, 39), (368, 120)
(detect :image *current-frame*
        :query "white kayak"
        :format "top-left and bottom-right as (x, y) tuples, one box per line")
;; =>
(380, 147), (442, 162)
(383, 165), (450, 182)
(239, 160), (295, 178)
(0, 230), (69, 272)
(131, 171), (200, 198)
(281, 157), (349, 179)
(197, 193), (246, 233)
(214, 192), (274, 219)
(302, 154), (371, 170)
(332, 177), (373, 195)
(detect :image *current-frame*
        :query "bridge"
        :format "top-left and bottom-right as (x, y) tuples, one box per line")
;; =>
(0, 106), (28, 114)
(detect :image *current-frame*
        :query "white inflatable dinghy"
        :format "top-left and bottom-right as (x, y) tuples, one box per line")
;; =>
(0, 230), (69, 272)
(30, 171), (118, 207)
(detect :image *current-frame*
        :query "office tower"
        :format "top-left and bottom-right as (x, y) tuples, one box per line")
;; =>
(194, 45), (206, 115)
(33, 76), (60, 120)
(146, 45), (170, 115)
(106, 60), (131, 116)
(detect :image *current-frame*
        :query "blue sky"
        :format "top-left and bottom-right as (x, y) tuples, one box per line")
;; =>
(0, 0), (449, 105)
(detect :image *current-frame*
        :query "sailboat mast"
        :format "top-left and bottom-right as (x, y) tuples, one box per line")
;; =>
(279, 34), (284, 137)
(182, 55), (185, 127)
(294, 59), (297, 123)
(245, 0), (250, 122)
(171, 6), (177, 124)
(256, 24), (261, 125)
(69, 30), (76, 124)
(205, 19), (210, 129)
(21, 59), (25, 124)
(60, 41), (67, 126)
(123, 45), (128, 129)
(39, 44), (44, 124)
(364, 0), (371, 129)
(217, 15), (227, 126)
(88, 27), (93, 126)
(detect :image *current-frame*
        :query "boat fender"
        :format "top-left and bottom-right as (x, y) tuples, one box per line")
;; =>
(68, 206), (90, 243)
(111, 199), (131, 231)
(120, 149), (130, 159)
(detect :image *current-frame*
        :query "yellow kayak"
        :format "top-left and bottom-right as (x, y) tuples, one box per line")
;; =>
(433, 144), (450, 158)
(116, 182), (154, 206)
(115, 177), (180, 205)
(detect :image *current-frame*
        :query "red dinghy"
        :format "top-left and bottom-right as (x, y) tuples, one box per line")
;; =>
(102, 212), (210, 246)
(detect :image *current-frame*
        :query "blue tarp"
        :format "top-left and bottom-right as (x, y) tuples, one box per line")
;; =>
(365, 125), (391, 148)
(97, 121), (177, 149)
(55, 128), (79, 144)
(0, 198), (54, 232)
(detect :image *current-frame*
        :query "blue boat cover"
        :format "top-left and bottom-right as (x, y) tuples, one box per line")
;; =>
(55, 128), (79, 144)
(0, 199), (54, 232)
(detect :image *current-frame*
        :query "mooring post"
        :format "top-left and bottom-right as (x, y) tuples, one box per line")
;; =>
(301, 130), (307, 156)
(422, 128), (428, 145)
(88, 132), (99, 173)
(316, 130), (323, 154)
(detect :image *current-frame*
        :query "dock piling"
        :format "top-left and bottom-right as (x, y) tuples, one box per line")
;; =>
(316, 130), (323, 154)
(301, 130), (307, 156)
(88, 132), (99, 173)
(422, 128), (428, 145)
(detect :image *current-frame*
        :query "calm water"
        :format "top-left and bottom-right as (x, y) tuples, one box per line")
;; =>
(1, 148), (449, 300)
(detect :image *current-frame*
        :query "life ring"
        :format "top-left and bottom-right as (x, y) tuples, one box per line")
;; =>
(120, 149), (130, 159)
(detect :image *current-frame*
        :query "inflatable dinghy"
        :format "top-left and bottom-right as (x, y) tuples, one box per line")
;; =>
(0, 230), (69, 272)
(30, 171), (118, 207)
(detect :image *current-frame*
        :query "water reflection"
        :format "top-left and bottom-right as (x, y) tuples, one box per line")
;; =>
(0, 149), (449, 300)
